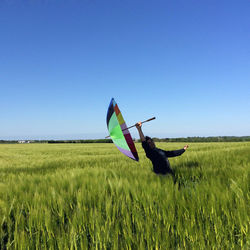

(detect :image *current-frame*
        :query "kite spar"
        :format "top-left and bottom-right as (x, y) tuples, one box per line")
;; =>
(106, 98), (155, 161)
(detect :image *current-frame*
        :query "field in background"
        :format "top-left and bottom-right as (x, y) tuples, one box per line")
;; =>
(0, 142), (249, 249)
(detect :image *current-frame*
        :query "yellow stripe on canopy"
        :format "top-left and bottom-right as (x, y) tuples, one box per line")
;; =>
(117, 112), (125, 125)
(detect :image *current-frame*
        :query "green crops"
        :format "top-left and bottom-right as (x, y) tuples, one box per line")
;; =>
(0, 142), (249, 249)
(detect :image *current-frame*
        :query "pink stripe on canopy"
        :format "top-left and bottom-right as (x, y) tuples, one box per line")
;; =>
(121, 123), (129, 135)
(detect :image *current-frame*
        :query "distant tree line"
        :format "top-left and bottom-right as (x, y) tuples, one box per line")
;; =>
(0, 140), (18, 144)
(1, 136), (250, 144)
(150, 136), (250, 143)
(47, 139), (113, 143)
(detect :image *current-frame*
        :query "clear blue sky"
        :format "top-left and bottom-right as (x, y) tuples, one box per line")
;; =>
(1, 0), (249, 140)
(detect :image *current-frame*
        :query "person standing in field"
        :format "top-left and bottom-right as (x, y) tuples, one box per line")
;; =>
(136, 122), (189, 176)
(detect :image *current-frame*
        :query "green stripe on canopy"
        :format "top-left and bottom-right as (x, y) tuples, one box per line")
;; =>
(108, 113), (130, 151)
(112, 138), (130, 151)
(108, 113), (119, 132)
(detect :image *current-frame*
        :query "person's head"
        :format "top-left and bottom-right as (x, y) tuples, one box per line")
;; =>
(145, 136), (155, 149)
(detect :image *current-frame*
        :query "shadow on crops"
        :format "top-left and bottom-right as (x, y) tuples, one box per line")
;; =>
(176, 160), (200, 169)
(174, 173), (204, 189)
(0, 219), (8, 250)
(172, 160), (204, 189)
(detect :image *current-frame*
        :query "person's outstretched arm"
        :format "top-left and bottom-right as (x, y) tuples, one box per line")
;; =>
(164, 145), (189, 157)
(135, 122), (146, 142)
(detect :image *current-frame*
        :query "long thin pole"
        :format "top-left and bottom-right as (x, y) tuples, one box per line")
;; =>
(105, 117), (156, 139)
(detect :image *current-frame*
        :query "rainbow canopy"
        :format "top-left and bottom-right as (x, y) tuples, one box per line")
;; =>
(106, 98), (139, 161)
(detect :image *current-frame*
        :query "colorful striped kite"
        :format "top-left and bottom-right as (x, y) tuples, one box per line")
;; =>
(106, 98), (139, 161)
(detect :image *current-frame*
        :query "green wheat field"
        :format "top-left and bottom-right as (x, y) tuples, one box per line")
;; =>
(0, 142), (249, 249)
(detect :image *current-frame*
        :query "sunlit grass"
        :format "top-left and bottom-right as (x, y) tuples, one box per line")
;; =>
(0, 142), (249, 249)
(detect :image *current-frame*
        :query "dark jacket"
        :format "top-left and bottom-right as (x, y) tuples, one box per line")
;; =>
(142, 141), (185, 175)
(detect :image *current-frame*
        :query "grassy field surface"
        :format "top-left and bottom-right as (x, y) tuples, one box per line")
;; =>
(0, 142), (249, 249)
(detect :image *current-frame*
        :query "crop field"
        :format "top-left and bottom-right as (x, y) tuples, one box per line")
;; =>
(0, 142), (249, 249)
